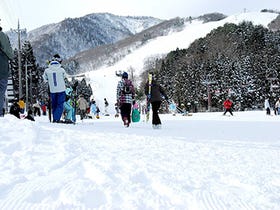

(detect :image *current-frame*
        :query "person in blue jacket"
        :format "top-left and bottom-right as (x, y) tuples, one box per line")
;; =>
(63, 87), (75, 123)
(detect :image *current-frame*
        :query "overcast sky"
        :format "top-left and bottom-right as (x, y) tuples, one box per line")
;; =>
(0, 0), (279, 31)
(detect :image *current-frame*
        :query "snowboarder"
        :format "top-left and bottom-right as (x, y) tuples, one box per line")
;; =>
(116, 72), (135, 127)
(43, 54), (67, 123)
(145, 73), (168, 129)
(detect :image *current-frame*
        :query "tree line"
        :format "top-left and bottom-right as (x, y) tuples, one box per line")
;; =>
(139, 21), (280, 112)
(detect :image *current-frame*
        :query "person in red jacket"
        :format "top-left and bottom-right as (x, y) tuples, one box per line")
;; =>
(223, 98), (233, 116)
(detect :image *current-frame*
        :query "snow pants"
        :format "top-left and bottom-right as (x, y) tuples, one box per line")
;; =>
(120, 103), (132, 123)
(151, 101), (162, 125)
(51, 91), (66, 122)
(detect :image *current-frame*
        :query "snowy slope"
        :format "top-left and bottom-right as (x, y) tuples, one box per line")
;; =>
(85, 12), (278, 113)
(0, 111), (279, 209)
(0, 11), (279, 210)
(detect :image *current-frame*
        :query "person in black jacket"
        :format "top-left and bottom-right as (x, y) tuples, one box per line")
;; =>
(145, 73), (168, 129)
(9, 100), (21, 119)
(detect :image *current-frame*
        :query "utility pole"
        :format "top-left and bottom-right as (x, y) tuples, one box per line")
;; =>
(17, 20), (23, 99)
(25, 61), (33, 110)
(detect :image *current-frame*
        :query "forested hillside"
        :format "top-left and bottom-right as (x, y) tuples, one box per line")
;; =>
(144, 21), (280, 112)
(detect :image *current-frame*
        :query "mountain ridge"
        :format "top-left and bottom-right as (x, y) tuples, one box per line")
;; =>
(7, 13), (163, 65)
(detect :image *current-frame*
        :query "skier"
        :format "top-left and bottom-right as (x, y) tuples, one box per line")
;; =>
(223, 98), (233, 116)
(0, 26), (13, 117)
(145, 73), (168, 129)
(43, 54), (67, 123)
(116, 71), (135, 127)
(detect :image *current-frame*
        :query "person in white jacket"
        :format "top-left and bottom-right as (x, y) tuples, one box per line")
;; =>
(274, 98), (280, 115)
(43, 54), (67, 122)
(264, 98), (271, 115)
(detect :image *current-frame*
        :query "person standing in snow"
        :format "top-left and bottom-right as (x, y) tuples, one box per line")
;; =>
(63, 87), (75, 123)
(274, 98), (280, 115)
(90, 100), (100, 119)
(77, 94), (88, 120)
(104, 98), (109, 115)
(145, 73), (168, 129)
(18, 97), (25, 114)
(116, 72), (135, 127)
(223, 98), (233, 116)
(43, 54), (67, 123)
(9, 99), (20, 119)
(32, 100), (41, 116)
(0, 26), (13, 117)
(264, 98), (271, 115)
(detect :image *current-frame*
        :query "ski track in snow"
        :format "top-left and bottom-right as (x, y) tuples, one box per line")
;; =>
(0, 113), (280, 209)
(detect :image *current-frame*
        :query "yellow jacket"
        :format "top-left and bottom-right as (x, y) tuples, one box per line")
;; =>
(18, 100), (25, 109)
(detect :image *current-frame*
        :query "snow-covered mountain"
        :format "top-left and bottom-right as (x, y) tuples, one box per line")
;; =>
(83, 11), (279, 113)
(66, 13), (227, 73)
(7, 13), (163, 65)
(67, 17), (186, 72)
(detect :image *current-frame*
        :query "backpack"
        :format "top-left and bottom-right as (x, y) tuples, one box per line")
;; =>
(122, 80), (132, 94)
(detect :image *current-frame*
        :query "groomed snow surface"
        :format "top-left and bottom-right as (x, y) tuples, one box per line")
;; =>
(0, 110), (279, 210)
